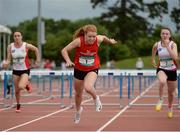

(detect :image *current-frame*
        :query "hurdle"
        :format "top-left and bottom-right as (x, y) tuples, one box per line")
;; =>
(126, 71), (180, 108)
(118, 70), (157, 107)
(82, 69), (157, 108)
(0, 69), (158, 108)
(0, 70), (74, 108)
(1, 69), (180, 109)
(98, 69), (180, 108)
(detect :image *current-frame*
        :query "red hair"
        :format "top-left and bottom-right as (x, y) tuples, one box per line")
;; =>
(73, 24), (97, 40)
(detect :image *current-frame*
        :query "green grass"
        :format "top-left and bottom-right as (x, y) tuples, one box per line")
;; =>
(102, 56), (155, 69)
(102, 56), (180, 69)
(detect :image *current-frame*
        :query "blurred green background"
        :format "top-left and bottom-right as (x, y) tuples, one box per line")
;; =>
(1, 0), (180, 69)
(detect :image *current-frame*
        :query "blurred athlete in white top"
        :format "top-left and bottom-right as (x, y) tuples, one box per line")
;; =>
(3, 31), (40, 112)
(152, 27), (178, 118)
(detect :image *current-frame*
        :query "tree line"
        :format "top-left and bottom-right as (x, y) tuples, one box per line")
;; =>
(9, 0), (180, 66)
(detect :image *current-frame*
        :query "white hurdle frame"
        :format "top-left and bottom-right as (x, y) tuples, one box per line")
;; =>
(1, 69), (180, 108)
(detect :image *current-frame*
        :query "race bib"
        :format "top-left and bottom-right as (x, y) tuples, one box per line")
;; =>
(13, 58), (24, 65)
(79, 56), (95, 66)
(160, 58), (174, 68)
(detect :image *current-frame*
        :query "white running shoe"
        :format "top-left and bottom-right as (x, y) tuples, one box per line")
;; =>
(74, 106), (83, 124)
(95, 96), (102, 112)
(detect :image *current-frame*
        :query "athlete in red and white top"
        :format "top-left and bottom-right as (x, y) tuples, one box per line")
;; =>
(3, 31), (40, 112)
(152, 27), (178, 118)
(61, 24), (117, 124)
(74, 36), (100, 71)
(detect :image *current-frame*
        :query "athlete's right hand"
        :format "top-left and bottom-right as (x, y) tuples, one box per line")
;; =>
(65, 61), (75, 67)
(152, 60), (157, 68)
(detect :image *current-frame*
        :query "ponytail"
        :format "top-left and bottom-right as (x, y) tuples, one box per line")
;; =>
(72, 24), (97, 40)
(73, 27), (85, 40)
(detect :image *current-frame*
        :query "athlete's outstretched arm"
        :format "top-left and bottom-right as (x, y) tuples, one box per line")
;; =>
(61, 38), (80, 67)
(97, 35), (117, 45)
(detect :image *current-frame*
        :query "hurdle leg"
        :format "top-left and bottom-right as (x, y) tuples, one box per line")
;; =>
(60, 74), (66, 108)
(68, 73), (74, 108)
(127, 74), (131, 106)
(3, 73), (14, 108)
(119, 74), (124, 108)
(177, 74), (180, 109)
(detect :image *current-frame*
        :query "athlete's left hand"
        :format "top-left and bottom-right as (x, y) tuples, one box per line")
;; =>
(110, 38), (117, 44)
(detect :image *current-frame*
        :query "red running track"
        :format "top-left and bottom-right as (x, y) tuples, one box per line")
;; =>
(0, 80), (180, 131)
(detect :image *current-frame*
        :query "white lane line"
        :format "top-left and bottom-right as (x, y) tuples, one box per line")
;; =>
(26, 96), (53, 104)
(2, 106), (71, 132)
(0, 105), (15, 111)
(0, 97), (53, 111)
(2, 88), (116, 132)
(96, 82), (156, 132)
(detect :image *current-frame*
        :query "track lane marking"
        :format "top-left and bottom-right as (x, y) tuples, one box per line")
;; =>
(97, 81), (156, 132)
(2, 88), (116, 132)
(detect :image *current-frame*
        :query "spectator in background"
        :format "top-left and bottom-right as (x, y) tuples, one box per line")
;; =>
(51, 60), (56, 69)
(106, 60), (115, 69)
(135, 57), (144, 70)
(41, 58), (46, 68)
(110, 60), (115, 69)
(44, 59), (52, 69)
(106, 61), (111, 69)
(61, 62), (66, 70)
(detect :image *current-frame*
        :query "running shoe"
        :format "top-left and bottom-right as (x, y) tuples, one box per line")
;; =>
(94, 96), (102, 112)
(25, 82), (32, 93)
(167, 107), (173, 119)
(155, 99), (163, 112)
(15, 104), (21, 113)
(74, 106), (83, 124)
